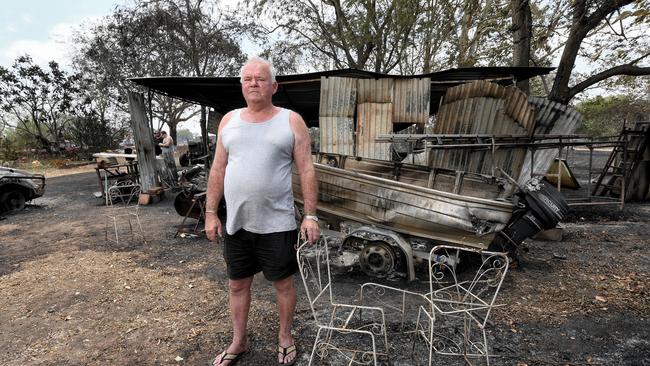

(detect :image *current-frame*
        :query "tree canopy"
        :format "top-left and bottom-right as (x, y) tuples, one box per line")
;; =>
(73, 0), (246, 143)
(246, 0), (649, 104)
(0, 56), (80, 153)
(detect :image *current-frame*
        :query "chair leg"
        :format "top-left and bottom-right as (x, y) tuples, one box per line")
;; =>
(380, 310), (389, 360)
(412, 308), (433, 366)
(113, 217), (119, 244)
(135, 214), (147, 244)
(427, 312), (435, 366)
(483, 328), (490, 366)
(309, 327), (324, 366)
(369, 332), (378, 366)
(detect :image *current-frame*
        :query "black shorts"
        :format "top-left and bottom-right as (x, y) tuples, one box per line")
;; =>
(223, 228), (299, 281)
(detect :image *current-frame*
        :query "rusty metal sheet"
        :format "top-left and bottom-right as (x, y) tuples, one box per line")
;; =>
(319, 116), (355, 156)
(319, 76), (357, 117)
(357, 78), (394, 104)
(393, 78), (431, 124)
(429, 80), (535, 180)
(517, 97), (583, 185)
(356, 103), (393, 160)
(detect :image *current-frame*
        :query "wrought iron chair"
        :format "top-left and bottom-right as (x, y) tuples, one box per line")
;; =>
(105, 182), (146, 245)
(297, 235), (390, 365)
(415, 245), (509, 366)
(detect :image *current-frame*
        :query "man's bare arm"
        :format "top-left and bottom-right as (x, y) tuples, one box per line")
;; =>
(290, 111), (319, 243)
(205, 111), (233, 240)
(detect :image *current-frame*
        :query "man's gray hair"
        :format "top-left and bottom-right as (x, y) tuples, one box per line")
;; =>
(240, 56), (277, 83)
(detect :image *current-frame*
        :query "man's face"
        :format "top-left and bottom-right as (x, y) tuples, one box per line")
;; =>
(241, 62), (277, 105)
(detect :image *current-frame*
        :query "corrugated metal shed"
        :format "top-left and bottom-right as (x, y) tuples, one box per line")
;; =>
(356, 103), (393, 160)
(130, 67), (554, 126)
(393, 78), (431, 124)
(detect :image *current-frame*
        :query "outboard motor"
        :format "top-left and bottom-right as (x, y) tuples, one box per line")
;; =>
(490, 178), (569, 255)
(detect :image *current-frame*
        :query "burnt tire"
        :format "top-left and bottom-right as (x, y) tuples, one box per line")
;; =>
(1, 190), (26, 213)
(359, 241), (396, 277)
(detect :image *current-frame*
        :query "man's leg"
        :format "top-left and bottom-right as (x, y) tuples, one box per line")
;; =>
(274, 276), (297, 364)
(215, 276), (253, 366)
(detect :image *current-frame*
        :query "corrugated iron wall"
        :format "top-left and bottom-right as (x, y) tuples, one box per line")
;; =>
(430, 80), (535, 179)
(517, 96), (583, 185)
(319, 77), (356, 155)
(319, 76), (431, 161)
(357, 78), (394, 103)
(319, 77), (357, 117)
(393, 78), (431, 123)
(319, 117), (355, 156)
(357, 103), (393, 160)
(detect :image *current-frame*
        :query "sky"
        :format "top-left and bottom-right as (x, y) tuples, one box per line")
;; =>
(0, 0), (244, 136)
(0, 0), (130, 68)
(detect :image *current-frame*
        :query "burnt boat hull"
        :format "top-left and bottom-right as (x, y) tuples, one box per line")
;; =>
(293, 160), (514, 249)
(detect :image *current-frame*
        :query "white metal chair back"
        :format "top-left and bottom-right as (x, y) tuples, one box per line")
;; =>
(418, 244), (509, 365)
(107, 182), (141, 209)
(297, 235), (335, 324)
(105, 183), (146, 245)
(427, 245), (509, 328)
(296, 236), (390, 365)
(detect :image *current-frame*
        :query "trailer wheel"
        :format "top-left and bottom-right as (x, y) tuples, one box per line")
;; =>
(1, 190), (26, 213)
(359, 241), (396, 277)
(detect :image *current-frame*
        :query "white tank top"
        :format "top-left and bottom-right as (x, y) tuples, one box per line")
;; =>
(221, 108), (297, 235)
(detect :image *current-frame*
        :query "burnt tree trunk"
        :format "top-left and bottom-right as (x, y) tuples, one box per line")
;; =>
(512, 0), (532, 94)
(127, 91), (158, 191)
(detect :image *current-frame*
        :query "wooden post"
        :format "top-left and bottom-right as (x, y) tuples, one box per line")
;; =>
(127, 91), (158, 192)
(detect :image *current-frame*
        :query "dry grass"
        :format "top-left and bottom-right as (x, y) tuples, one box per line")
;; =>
(7, 159), (96, 178)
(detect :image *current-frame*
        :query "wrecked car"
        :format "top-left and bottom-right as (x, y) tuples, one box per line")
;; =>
(0, 166), (46, 214)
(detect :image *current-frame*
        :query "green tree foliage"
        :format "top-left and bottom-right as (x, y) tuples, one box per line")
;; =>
(73, 0), (246, 146)
(249, 0), (515, 73)
(575, 95), (650, 136)
(0, 56), (80, 153)
(175, 128), (196, 144)
(246, 0), (648, 104)
(545, 0), (650, 104)
(251, 0), (423, 73)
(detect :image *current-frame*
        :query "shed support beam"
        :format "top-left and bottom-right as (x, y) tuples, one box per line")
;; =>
(127, 91), (158, 191)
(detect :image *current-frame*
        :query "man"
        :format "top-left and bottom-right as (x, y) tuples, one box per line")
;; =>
(158, 130), (177, 183)
(205, 56), (320, 366)
(153, 131), (163, 156)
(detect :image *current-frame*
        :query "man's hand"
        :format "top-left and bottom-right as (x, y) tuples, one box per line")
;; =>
(205, 212), (222, 242)
(300, 217), (320, 245)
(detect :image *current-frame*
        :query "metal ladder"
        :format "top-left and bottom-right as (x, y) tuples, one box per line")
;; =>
(591, 122), (650, 199)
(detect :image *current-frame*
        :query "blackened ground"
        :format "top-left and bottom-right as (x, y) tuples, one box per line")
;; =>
(0, 153), (648, 365)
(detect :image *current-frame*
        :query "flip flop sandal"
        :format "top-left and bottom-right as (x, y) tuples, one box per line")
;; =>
(278, 343), (297, 366)
(213, 349), (246, 366)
